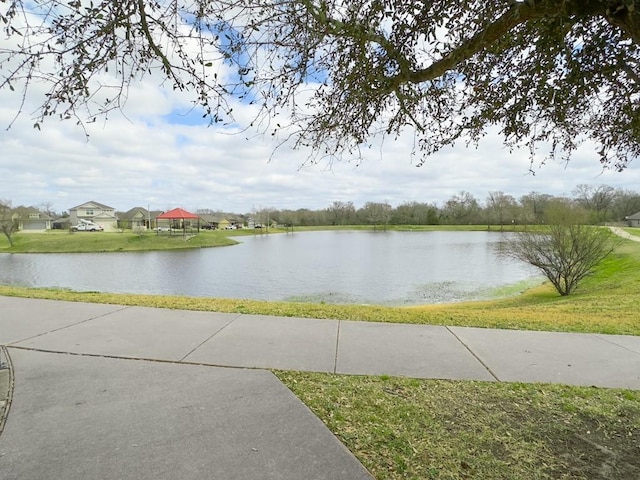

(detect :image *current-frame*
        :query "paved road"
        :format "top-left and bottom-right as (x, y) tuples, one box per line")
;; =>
(1, 296), (639, 479)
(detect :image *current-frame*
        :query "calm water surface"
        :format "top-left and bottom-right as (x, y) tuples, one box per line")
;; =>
(0, 231), (540, 305)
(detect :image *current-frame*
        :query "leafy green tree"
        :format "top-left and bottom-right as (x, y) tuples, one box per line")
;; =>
(391, 202), (439, 225)
(2, 1), (639, 168)
(503, 202), (620, 296)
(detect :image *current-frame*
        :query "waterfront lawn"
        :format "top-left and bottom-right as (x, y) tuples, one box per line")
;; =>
(0, 229), (256, 252)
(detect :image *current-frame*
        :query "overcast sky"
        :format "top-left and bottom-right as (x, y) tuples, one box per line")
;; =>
(2, 73), (639, 216)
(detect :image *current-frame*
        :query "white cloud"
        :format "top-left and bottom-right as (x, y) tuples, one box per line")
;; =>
(1, 73), (639, 215)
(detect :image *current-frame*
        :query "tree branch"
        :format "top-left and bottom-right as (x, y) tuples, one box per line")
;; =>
(405, 1), (598, 85)
(136, 0), (174, 77)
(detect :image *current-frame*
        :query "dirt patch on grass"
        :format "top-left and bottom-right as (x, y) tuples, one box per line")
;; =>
(558, 416), (639, 479)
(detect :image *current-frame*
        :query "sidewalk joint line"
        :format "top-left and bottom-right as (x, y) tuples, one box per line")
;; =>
(178, 314), (241, 362)
(5, 345), (269, 372)
(8, 306), (131, 346)
(446, 326), (501, 382)
(593, 334), (640, 356)
(333, 320), (341, 374)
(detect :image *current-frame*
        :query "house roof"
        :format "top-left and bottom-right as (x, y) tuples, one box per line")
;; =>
(119, 207), (149, 220)
(199, 213), (228, 223)
(156, 208), (199, 220)
(69, 200), (115, 211)
(12, 206), (54, 220)
(626, 211), (640, 220)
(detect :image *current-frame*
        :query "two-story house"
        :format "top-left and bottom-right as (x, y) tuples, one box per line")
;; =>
(69, 201), (118, 231)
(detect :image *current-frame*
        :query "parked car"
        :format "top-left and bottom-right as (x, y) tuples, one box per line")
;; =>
(71, 221), (103, 232)
(155, 226), (172, 232)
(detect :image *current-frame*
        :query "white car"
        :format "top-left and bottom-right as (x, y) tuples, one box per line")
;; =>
(71, 223), (103, 232)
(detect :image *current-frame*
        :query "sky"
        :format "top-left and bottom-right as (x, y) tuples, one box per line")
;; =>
(1, 66), (639, 217)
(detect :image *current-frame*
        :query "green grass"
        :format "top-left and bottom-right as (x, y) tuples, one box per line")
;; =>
(2, 228), (640, 478)
(276, 372), (640, 479)
(295, 224), (521, 232)
(623, 227), (640, 237)
(0, 229), (266, 253)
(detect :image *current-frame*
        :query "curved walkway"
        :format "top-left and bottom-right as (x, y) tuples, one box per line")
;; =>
(1, 296), (639, 479)
(609, 226), (640, 242)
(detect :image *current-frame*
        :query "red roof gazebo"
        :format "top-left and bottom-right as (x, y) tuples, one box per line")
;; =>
(156, 208), (200, 234)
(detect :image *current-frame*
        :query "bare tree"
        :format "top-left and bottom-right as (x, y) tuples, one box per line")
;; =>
(326, 201), (356, 226)
(0, 200), (19, 247)
(359, 202), (393, 230)
(2, 1), (640, 169)
(486, 191), (518, 231)
(572, 184), (617, 223)
(442, 191), (480, 225)
(503, 202), (620, 296)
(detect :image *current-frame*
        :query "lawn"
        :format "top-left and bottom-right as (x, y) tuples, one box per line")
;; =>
(276, 373), (640, 479)
(1, 228), (639, 479)
(0, 229), (257, 253)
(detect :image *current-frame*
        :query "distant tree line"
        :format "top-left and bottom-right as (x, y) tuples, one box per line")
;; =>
(4, 184), (640, 234)
(259, 185), (640, 228)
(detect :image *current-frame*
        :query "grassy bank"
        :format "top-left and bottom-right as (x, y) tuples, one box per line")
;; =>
(0, 229), (264, 253)
(276, 372), (640, 479)
(1, 237), (639, 335)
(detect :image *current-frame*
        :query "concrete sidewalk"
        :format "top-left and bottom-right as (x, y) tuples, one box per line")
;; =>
(1, 296), (639, 479)
(1, 296), (638, 388)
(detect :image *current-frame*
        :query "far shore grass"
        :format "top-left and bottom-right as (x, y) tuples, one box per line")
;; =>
(0, 224), (513, 254)
(0, 229), (246, 253)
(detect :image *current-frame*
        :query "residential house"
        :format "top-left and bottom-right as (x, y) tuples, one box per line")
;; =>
(228, 217), (245, 229)
(12, 206), (53, 231)
(625, 211), (640, 227)
(118, 207), (163, 230)
(69, 201), (118, 231)
(198, 213), (232, 230)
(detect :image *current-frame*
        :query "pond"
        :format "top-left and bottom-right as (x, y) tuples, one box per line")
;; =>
(0, 230), (541, 306)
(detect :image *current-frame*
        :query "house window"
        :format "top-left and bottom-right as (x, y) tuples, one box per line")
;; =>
(85, 209), (94, 215)
(29, 213), (39, 219)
